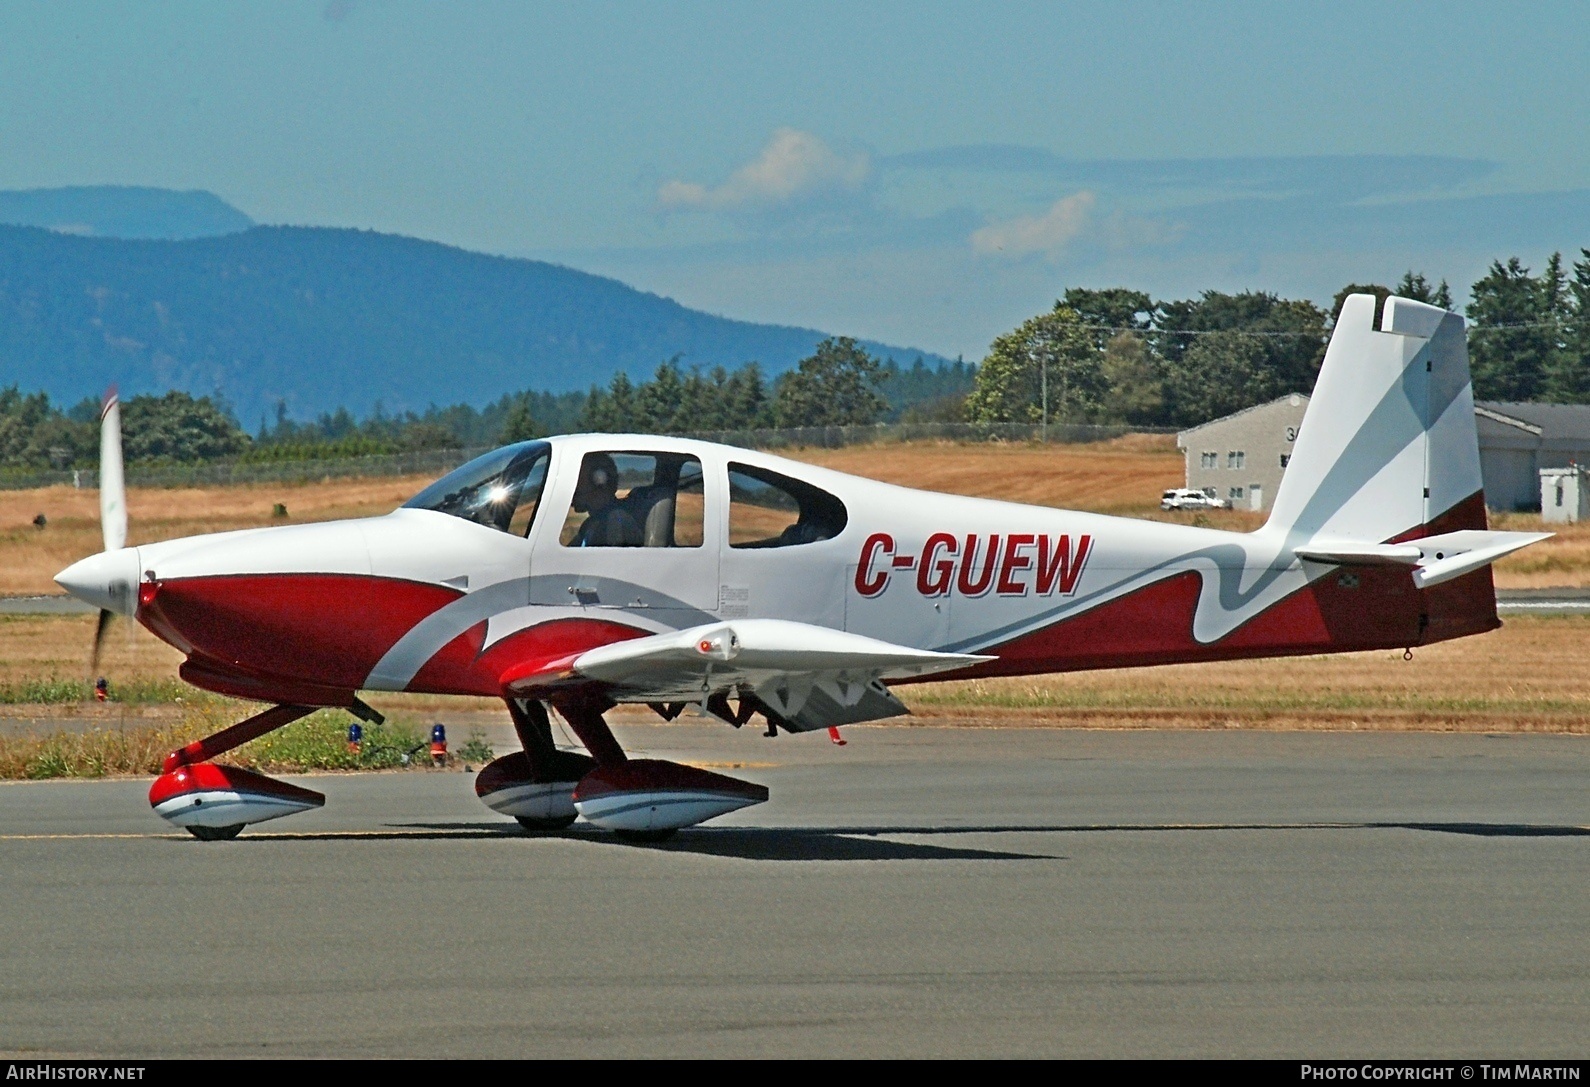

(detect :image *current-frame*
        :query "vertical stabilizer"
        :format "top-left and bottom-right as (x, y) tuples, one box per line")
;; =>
(1267, 294), (1483, 544)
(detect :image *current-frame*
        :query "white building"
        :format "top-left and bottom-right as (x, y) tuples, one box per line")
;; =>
(1473, 403), (1590, 512)
(1176, 394), (1308, 512)
(1541, 466), (1589, 524)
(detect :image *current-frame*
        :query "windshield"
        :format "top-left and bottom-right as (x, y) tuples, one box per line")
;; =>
(402, 441), (551, 535)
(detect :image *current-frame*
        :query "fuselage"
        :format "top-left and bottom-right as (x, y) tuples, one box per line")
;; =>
(57, 432), (1497, 708)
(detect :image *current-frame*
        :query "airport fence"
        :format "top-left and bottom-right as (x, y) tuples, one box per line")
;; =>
(0, 421), (1176, 491)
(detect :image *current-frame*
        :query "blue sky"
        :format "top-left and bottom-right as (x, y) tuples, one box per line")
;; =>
(3, 1), (1588, 359)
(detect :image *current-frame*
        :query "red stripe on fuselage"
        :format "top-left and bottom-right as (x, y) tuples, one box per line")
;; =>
(140, 574), (463, 690)
(935, 492), (1499, 681)
(139, 571), (654, 699)
(401, 615), (649, 695)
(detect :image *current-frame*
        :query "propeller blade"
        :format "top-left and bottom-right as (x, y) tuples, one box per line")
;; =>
(99, 388), (126, 553)
(90, 607), (115, 677)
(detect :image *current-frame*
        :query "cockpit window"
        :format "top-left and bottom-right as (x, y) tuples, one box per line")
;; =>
(560, 452), (703, 548)
(402, 441), (550, 536)
(728, 463), (847, 548)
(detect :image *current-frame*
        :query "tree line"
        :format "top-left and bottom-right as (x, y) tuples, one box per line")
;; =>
(966, 252), (1590, 429)
(2, 248), (1586, 469)
(0, 343), (970, 469)
(577, 341), (972, 433)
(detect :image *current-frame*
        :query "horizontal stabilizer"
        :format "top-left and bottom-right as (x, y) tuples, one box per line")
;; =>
(1296, 530), (1550, 588)
(1295, 540), (1424, 566)
(1408, 531), (1551, 589)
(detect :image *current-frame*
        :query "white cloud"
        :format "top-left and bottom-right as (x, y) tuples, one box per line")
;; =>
(658, 128), (870, 213)
(970, 191), (1096, 259)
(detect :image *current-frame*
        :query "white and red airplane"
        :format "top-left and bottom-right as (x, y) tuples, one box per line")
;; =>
(55, 295), (1548, 840)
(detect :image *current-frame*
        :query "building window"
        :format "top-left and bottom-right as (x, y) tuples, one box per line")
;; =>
(1227, 451), (1245, 469)
(1229, 486), (1244, 501)
(1279, 453), (1290, 468)
(1201, 451), (1217, 469)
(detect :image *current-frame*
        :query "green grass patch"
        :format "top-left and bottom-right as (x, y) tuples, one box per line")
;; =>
(0, 675), (214, 706)
(1, 720), (199, 779)
(0, 706), (496, 780)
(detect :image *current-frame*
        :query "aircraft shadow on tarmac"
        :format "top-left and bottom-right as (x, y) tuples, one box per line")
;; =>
(204, 818), (1590, 859)
(358, 822), (1061, 861)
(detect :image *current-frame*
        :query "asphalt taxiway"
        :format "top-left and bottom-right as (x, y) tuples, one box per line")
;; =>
(1, 724), (1586, 1058)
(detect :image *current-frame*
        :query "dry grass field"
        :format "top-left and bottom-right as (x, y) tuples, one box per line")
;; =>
(792, 433), (1192, 516)
(908, 615), (1590, 732)
(0, 473), (433, 597)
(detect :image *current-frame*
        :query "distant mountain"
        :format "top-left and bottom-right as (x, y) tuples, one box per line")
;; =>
(0, 186), (254, 240)
(0, 224), (950, 425)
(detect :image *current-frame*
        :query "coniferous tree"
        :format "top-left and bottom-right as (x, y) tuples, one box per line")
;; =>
(1544, 250), (1590, 403)
(634, 358), (686, 432)
(1396, 271), (1453, 310)
(723, 363), (772, 429)
(497, 394), (538, 444)
(580, 372), (638, 432)
(1467, 257), (1556, 401)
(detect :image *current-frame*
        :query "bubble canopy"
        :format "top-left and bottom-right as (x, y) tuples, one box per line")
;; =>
(402, 441), (550, 535)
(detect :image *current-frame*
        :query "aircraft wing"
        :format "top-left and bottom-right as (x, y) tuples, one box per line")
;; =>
(501, 618), (993, 732)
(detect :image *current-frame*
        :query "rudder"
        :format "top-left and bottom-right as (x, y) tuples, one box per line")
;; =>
(1267, 293), (1484, 545)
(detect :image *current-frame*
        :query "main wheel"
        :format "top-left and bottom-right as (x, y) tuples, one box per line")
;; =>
(188, 823), (244, 841)
(614, 827), (677, 844)
(515, 813), (578, 833)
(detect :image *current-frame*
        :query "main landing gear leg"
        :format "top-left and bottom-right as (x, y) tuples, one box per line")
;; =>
(149, 703), (327, 840)
(550, 693), (770, 842)
(473, 698), (596, 832)
(554, 692), (628, 767)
